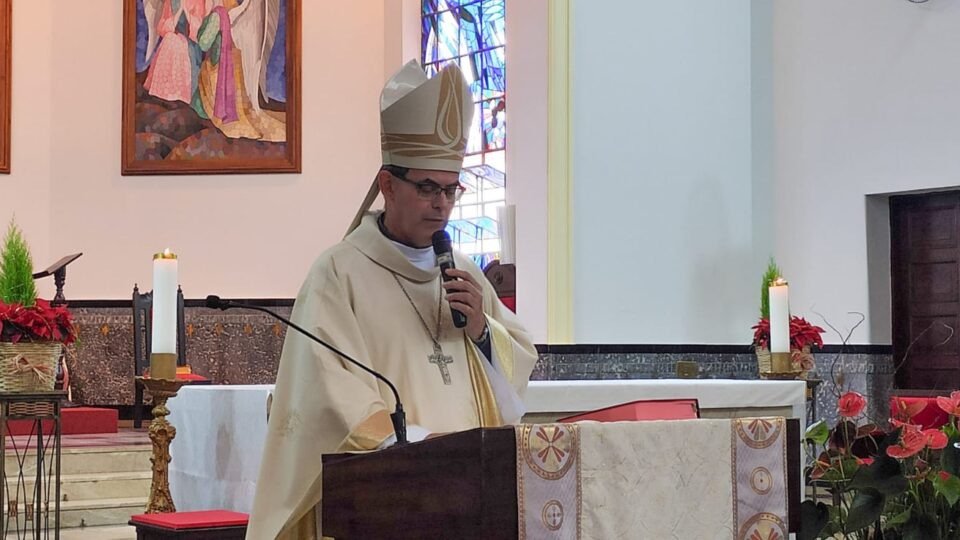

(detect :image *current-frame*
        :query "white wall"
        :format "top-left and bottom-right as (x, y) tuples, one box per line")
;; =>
(0, 1), (55, 299)
(1, 1), (392, 300)
(570, 0), (762, 343)
(773, 0), (960, 344)
(507, 0), (549, 343)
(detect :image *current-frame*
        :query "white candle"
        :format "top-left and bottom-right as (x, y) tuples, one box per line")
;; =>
(769, 278), (790, 353)
(152, 249), (178, 356)
(497, 204), (516, 264)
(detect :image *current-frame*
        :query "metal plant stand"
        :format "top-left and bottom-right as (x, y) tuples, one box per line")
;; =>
(0, 392), (64, 540)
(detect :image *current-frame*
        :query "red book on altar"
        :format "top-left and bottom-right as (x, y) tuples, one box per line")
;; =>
(558, 399), (700, 423)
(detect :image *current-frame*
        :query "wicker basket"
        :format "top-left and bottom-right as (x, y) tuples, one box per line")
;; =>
(0, 342), (61, 392)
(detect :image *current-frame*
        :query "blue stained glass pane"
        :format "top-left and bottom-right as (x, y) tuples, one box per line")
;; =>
(436, 10), (460, 61)
(458, 4), (482, 57)
(470, 217), (499, 239)
(479, 253), (498, 269)
(446, 218), (498, 242)
(463, 164), (506, 187)
(422, 16), (439, 64)
(480, 47), (505, 98)
(466, 102), (483, 155)
(458, 55), (481, 99)
(481, 1), (505, 49)
(482, 99), (505, 151)
(424, 0), (507, 259)
(446, 220), (477, 242)
(422, 0), (440, 16)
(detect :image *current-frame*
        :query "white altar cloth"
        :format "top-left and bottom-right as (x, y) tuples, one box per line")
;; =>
(167, 385), (274, 513)
(523, 379), (807, 422)
(165, 379), (805, 513)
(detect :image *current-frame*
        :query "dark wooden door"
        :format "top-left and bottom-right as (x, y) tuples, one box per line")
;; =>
(892, 191), (960, 389)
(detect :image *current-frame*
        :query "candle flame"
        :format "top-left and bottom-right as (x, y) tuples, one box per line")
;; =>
(773, 277), (788, 287)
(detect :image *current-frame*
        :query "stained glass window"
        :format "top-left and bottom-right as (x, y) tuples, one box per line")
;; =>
(422, 0), (506, 269)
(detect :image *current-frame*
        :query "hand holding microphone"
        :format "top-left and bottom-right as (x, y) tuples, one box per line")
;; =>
(432, 230), (486, 341)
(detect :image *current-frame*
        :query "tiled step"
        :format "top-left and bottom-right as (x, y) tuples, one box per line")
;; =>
(59, 471), (151, 502)
(0, 496), (147, 530)
(6, 471), (152, 503)
(5, 446), (152, 476)
(60, 496), (147, 529)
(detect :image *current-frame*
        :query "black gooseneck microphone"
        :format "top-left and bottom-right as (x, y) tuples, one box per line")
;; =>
(431, 230), (468, 329)
(205, 295), (407, 446)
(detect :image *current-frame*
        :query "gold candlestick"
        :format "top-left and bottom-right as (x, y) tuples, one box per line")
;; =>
(136, 376), (187, 514)
(149, 352), (177, 381)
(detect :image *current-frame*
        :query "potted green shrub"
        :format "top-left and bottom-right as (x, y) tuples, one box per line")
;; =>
(0, 220), (75, 392)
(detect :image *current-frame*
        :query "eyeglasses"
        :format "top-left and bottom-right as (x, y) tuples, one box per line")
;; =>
(391, 173), (466, 203)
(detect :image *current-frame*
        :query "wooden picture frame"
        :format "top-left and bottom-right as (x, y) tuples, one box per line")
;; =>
(0, 0), (10, 174)
(122, 0), (301, 175)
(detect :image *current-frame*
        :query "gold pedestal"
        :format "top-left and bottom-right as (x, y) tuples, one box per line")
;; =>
(136, 376), (186, 514)
(756, 349), (804, 380)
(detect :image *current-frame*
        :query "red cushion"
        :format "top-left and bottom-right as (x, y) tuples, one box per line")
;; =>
(130, 510), (248, 530)
(559, 399), (700, 423)
(890, 396), (949, 430)
(176, 373), (209, 382)
(499, 296), (516, 313)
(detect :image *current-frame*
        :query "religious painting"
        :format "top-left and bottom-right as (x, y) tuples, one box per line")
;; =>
(0, 0), (10, 174)
(122, 0), (301, 175)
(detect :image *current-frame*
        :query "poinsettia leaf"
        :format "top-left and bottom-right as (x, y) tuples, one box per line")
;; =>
(941, 436), (960, 477)
(934, 472), (960, 506)
(805, 420), (829, 445)
(846, 455), (908, 496)
(797, 500), (829, 540)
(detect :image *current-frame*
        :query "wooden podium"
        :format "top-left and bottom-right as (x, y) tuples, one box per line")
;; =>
(322, 422), (801, 539)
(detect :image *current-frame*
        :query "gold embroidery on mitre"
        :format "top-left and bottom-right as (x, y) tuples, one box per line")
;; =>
(381, 67), (470, 163)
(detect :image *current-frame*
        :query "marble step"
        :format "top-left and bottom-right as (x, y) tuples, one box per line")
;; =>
(61, 496), (147, 528)
(0, 496), (147, 530)
(5, 446), (152, 476)
(4, 471), (152, 503)
(59, 471), (152, 502)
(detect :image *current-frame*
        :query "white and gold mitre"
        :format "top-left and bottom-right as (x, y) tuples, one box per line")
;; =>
(380, 60), (474, 173)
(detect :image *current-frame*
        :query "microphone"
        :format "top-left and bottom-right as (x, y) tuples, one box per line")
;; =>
(205, 295), (408, 446)
(431, 230), (468, 329)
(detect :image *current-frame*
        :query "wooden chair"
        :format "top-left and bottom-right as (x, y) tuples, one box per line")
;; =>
(133, 285), (207, 428)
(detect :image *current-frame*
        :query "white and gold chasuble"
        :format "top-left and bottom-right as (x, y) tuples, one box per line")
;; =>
(246, 212), (538, 540)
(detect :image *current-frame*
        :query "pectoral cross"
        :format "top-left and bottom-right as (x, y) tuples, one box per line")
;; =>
(429, 343), (453, 385)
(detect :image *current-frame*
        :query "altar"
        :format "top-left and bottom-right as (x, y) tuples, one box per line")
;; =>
(166, 379), (806, 513)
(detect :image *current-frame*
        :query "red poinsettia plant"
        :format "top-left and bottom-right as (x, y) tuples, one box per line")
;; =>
(801, 391), (960, 539)
(751, 315), (825, 352)
(0, 220), (76, 346)
(0, 299), (76, 345)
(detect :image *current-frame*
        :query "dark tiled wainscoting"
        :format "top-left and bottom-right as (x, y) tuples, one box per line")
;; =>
(68, 303), (894, 427)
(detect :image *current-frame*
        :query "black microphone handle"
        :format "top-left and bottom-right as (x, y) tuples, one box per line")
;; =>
(438, 262), (468, 329)
(218, 301), (407, 446)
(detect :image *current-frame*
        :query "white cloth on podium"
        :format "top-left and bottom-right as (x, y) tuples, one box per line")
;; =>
(516, 418), (790, 540)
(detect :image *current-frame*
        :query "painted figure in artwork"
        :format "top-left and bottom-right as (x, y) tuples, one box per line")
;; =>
(133, 0), (287, 161)
(193, 0), (286, 142)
